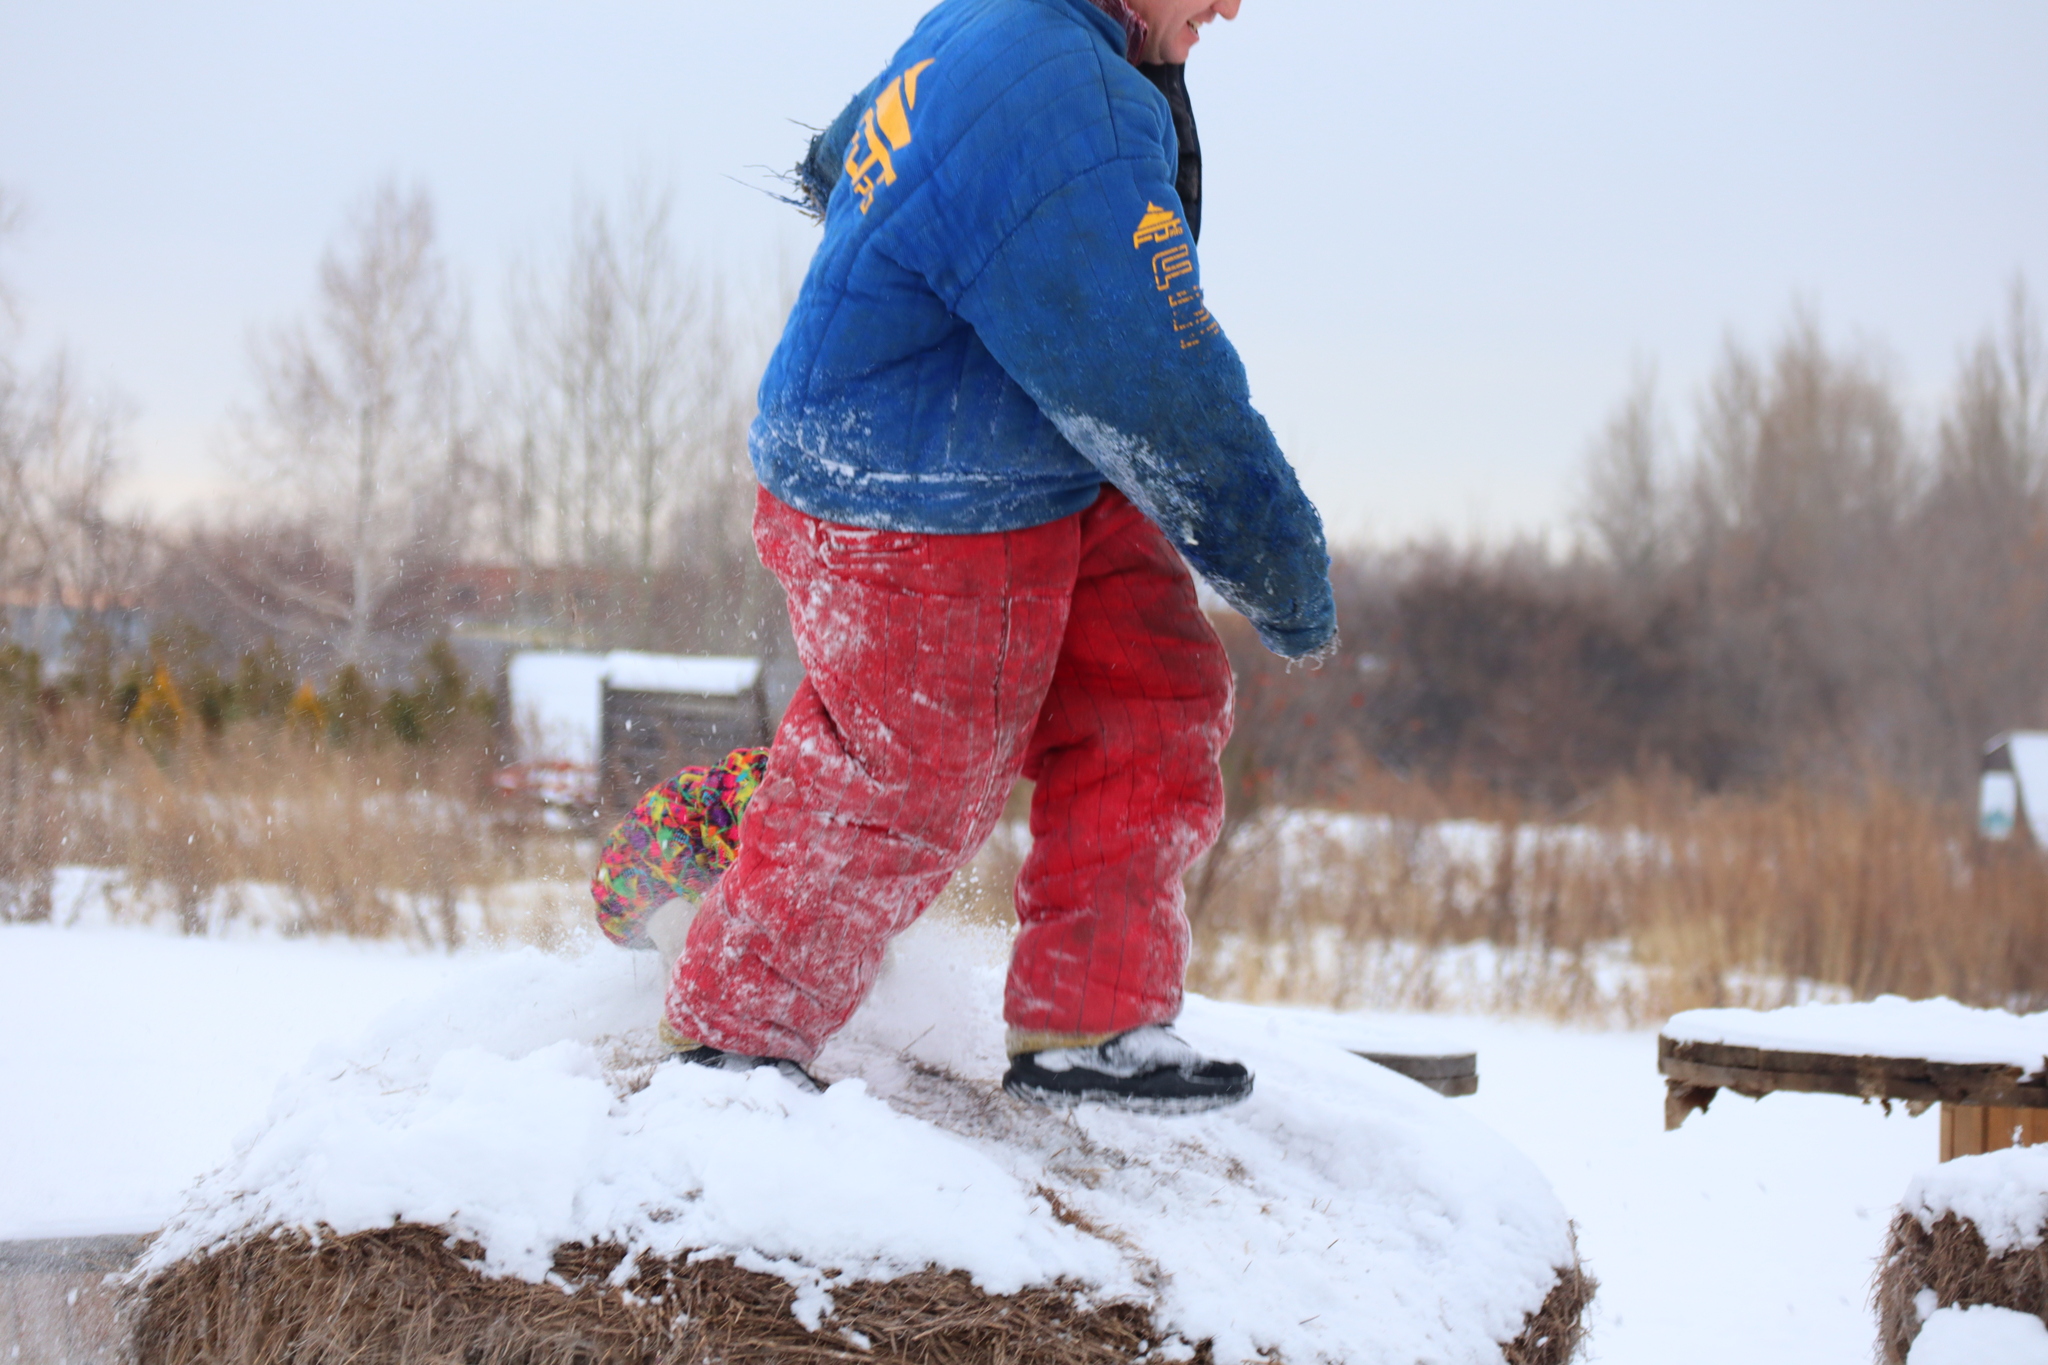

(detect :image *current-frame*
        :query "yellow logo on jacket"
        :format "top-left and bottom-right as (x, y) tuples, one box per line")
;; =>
(1132, 202), (1218, 351)
(1132, 203), (1185, 248)
(844, 59), (937, 214)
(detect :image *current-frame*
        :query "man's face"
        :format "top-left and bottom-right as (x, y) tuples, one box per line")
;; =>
(1128, 0), (1241, 65)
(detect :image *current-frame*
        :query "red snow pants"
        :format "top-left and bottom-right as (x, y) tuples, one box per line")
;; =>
(663, 485), (1233, 1063)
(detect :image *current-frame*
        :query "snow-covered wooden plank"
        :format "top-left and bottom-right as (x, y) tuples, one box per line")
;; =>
(1659, 1033), (2048, 1131)
(1659, 999), (2048, 1136)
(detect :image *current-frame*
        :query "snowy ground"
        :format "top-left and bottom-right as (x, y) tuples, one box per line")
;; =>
(1457, 1020), (1932, 1363)
(0, 924), (501, 1239)
(1, 918), (1945, 1363)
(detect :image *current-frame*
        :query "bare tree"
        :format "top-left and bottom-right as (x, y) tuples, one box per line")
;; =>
(1, 357), (137, 622)
(1561, 296), (2048, 793)
(244, 181), (470, 666)
(494, 183), (761, 646)
(0, 186), (22, 327)
(0, 188), (144, 662)
(1686, 309), (1912, 576)
(0, 184), (30, 583)
(1579, 364), (1668, 581)
(1892, 278), (2048, 787)
(1934, 277), (2045, 523)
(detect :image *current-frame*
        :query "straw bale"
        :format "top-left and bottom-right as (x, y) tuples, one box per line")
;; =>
(1502, 1256), (1595, 1365)
(133, 1224), (1592, 1365)
(1874, 1210), (2048, 1363)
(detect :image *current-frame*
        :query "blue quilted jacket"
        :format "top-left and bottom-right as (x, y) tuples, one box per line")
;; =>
(752, 0), (1335, 658)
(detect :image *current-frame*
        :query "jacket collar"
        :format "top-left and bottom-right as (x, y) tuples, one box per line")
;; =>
(1077, 0), (1149, 64)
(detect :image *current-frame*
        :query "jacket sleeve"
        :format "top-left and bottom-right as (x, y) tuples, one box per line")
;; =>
(948, 159), (1336, 659)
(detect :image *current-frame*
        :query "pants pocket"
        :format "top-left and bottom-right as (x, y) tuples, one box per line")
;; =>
(815, 525), (928, 574)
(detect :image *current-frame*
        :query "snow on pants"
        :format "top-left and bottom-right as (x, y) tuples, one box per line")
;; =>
(663, 484), (1233, 1063)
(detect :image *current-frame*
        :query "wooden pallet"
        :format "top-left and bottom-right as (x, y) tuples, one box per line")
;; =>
(1658, 1035), (2048, 1161)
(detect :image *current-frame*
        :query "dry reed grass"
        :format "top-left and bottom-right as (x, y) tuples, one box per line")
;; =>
(1601, 779), (2048, 1009)
(0, 720), (591, 946)
(1873, 1210), (2048, 1364)
(11, 707), (2042, 1027)
(1167, 773), (2048, 1024)
(929, 772), (2048, 1024)
(131, 1223), (1590, 1365)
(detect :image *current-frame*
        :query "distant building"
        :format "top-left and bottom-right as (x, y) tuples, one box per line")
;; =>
(1979, 732), (2048, 845)
(499, 651), (772, 811)
(0, 589), (149, 673)
(428, 563), (803, 723)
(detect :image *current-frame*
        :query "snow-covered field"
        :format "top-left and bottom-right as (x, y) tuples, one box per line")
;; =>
(1, 916), (1948, 1363)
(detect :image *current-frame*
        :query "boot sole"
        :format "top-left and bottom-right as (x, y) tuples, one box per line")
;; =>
(1002, 1076), (1253, 1115)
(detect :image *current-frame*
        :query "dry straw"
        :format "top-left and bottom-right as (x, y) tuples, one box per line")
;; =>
(132, 1224), (1592, 1365)
(1873, 1210), (2048, 1364)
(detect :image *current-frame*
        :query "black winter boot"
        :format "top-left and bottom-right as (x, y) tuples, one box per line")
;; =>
(1003, 1025), (1253, 1114)
(673, 1045), (824, 1094)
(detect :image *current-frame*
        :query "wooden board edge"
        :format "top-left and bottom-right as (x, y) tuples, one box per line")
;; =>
(1659, 1053), (2048, 1107)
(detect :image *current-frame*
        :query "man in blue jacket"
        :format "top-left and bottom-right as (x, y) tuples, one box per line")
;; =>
(661, 0), (1335, 1113)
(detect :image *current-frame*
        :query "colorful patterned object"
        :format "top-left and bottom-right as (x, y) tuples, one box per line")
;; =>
(591, 747), (769, 948)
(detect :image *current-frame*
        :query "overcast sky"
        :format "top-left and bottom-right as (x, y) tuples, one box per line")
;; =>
(2, 1), (2043, 547)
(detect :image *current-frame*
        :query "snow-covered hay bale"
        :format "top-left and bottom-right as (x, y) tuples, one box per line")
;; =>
(1875, 1146), (2048, 1363)
(134, 1226), (1159, 1365)
(132, 921), (1592, 1364)
(134, 1229), (1592, 1365)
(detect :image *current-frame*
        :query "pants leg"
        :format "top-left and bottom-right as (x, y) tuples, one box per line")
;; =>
(1006, 490), (1235, 1040)
(664, 488), (1077, 1061)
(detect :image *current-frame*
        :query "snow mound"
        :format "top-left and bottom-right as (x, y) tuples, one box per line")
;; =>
(143, 918), (1580, 1364)
(1665, 997), (2048, 1075)
(1904, 1146), (2048, 1255)
(1908, 1304), (2048, 1363)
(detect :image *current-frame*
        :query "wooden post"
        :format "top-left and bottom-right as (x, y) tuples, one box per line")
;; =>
(1940, 1104), (2048, 1161)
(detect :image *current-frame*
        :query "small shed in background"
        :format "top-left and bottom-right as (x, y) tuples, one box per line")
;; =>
(1979, 731), (2048, 845)
(501, 651), (771, 811)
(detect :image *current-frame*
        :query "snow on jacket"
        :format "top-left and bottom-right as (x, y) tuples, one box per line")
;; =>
(752, 0), (1336, 659)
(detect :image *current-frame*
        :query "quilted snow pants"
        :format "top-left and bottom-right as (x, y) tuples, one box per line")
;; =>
(662, 485), (1233, 1063)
